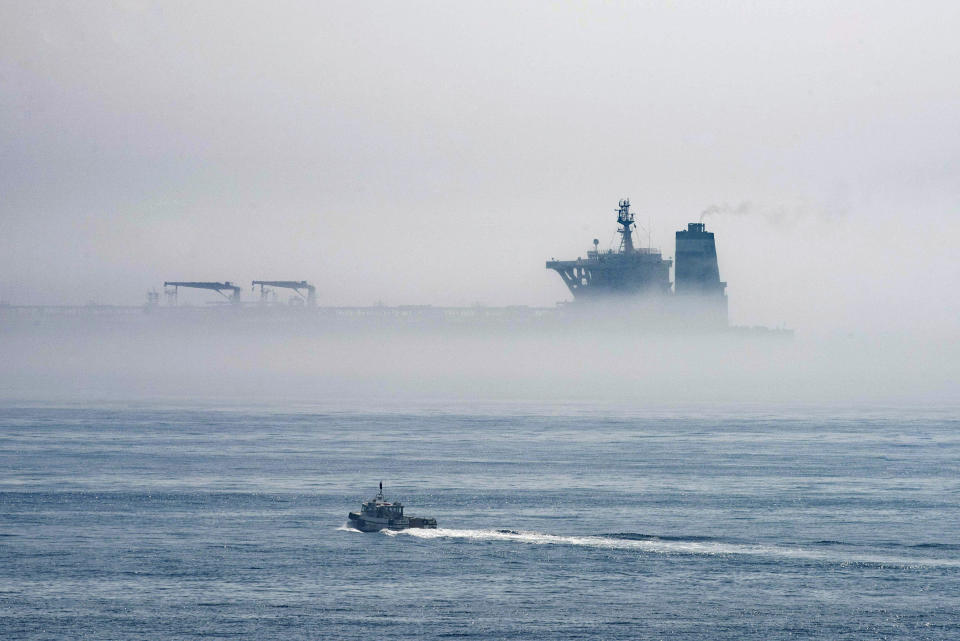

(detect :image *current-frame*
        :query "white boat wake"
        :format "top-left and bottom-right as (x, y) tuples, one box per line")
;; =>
(339, 524), (960, 569)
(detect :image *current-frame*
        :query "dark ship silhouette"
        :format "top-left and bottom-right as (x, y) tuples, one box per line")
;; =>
(546, 199), (728, 327)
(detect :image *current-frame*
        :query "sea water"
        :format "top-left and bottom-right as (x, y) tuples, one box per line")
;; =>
(1, 403), (958, 639)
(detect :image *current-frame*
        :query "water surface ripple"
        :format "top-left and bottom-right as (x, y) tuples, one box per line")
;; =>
(1, 406), (958, 639)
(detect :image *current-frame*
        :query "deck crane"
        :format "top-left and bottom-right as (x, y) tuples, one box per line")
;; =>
(251, 281), (316, 307)
(163, 281), (242, 305)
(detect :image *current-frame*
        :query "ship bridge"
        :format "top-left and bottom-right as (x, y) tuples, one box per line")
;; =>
(546, 199), (672, 299)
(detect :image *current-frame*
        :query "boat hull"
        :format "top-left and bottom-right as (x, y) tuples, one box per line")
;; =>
(348, 511), (437, 532)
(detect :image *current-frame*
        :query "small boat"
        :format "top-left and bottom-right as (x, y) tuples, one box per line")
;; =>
(348, 482), (438, 532)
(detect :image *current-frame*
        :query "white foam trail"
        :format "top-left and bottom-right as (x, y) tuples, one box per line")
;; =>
(337, 522), (361, 532)
(380, 528), (960, 569)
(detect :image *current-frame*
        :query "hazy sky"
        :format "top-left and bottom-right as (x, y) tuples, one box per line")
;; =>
(2, 1), (958, 333)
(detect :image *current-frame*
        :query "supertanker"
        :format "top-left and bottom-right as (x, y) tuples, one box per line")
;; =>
(1, 198), (786, 335)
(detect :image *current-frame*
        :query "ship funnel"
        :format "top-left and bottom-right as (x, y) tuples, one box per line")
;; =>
(675, 221), (728, 325)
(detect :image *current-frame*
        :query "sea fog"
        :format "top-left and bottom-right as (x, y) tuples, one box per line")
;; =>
(0, 316), (955, 411)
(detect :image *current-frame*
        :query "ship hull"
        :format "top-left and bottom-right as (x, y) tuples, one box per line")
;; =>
(348, 511), (437, 532)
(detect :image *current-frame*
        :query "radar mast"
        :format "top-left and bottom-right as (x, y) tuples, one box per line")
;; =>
(617, 199), (635, 253)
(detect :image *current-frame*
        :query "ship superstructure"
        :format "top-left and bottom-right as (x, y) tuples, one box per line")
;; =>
(545, 200), (672, 299)
(546, 199), (728, 326)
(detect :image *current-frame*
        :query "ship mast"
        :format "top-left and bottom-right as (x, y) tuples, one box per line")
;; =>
(617, 199), (635, 253)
